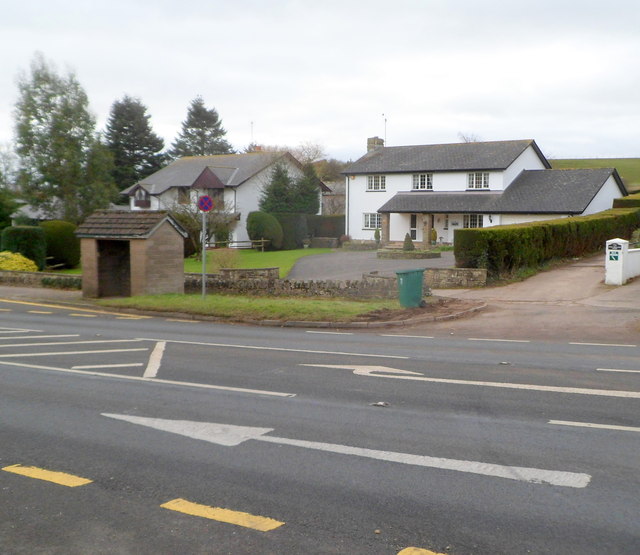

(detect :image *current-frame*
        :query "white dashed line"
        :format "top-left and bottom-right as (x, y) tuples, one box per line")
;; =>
(549, 420), (640, 433)
(306, 331), (353, 335)
(569, 342), (637, 348)
(468, 338), (530, 343)
(597, 368), (640, 374)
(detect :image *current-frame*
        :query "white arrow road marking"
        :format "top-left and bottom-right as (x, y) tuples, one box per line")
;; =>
(102, 413), (591, 488)
(143, 341), (166, 378)
(301, 364), (640, 399)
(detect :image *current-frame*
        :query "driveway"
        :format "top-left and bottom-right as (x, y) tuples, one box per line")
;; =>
(287, 250), (455, 280)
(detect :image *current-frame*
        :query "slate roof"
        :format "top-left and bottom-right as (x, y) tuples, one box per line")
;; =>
(378, 169), (626, 214)
(75, 210), (187, 239)
(121, 151), (326, 196)
(344, 139), (551, 174)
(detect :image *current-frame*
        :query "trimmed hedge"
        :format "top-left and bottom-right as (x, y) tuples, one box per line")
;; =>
(613, 192), (640, 208)
(454, 208), (640, 278)
(0, 226), (46, 270)
(246, 211), (283, 250)
(40, 220), (80, 268)
(306, 214), (345, 238)
(272, 213), (308, 250)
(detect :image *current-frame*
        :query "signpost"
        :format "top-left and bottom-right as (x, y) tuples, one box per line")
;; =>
(198, 195), (213, 298)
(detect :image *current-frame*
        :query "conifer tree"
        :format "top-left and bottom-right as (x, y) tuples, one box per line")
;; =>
(105, 95), (165, 190)
(259, 161), (294, 213)
(290, 162), (320, 214)
(170, 96), (233, 158)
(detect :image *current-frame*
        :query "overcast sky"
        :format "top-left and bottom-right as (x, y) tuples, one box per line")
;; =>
(1, 0), (639, 162)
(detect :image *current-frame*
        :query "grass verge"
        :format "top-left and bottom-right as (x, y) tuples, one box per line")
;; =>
(97, 294), (401, 322)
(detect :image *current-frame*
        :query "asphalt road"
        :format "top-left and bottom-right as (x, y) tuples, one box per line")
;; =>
(1, 299), (639, 554)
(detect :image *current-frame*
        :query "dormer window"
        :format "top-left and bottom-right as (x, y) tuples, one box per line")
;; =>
(468, 172), (489, 189)
(412, 173), (433, 190)
(134, 188), (151, 208)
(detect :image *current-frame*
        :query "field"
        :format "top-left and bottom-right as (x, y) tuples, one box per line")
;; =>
(550, 158), (640, 193)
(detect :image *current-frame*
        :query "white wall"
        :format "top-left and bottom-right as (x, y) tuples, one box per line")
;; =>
(502, 145), (548, 187)
(582, 175), (623, 215)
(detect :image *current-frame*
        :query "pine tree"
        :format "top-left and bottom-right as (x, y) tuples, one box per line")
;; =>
(170, 96), (233, 158)
(14, 53), (116, 223)
(105, 95), (165, 190)
(290, 162), (320, 214)
(259, 162), (294, 213)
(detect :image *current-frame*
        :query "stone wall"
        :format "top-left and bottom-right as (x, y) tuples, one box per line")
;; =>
(423, 268), (487, 288)
(218, 267), (279, 280)
(0, 270), (82, 289)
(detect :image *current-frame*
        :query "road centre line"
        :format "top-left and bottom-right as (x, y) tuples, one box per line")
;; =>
(468, 338), (531, 343)
(549, 420), (640, 433)
(597, 368), (640, 374)
(0, 348), (148, 358)
(0, 339), (144, 349)
(570, 341), (637, 348)
(72, 363), (144, 369)
(306, 331), (353, 335)
(379, 334), (435, 339)
(161, 498), (284, 531)
(0, 328), (43, 333)
(28, 310), (53, 314)
(138, 337), (409, 359)
(2, 464), (92, 487)
(0, 334), (80, 341)
(0, 360), (295, 397)
(69, 313), (97, 318)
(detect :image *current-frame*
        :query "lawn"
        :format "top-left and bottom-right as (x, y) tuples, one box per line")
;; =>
(98, 293), (400, 322)
(550, 158), (640, 192)
(57, 247), (333, 278)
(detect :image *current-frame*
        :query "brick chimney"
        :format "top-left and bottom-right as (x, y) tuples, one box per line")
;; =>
(367, 136), (384, 152)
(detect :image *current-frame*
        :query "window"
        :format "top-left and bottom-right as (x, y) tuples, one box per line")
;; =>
(463, 214), (483, 228)
(468, 172), (489, 189)
(412, 173), (433, 190)
(178, 188), (191, 205)
(363, 213), (382, 229)
(367, 175), (386, 191)
(443, 214), (449, 230)
(134, 188), (150, 208)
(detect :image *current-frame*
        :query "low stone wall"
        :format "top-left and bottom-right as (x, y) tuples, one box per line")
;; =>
(185, 274), (399, 299)
(217, 267), (279, 280)
(0, 270), (82, 290)
(424, 268), (487, 288)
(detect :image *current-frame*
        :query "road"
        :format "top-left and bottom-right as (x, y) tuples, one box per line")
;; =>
(1, 298), (639, 554)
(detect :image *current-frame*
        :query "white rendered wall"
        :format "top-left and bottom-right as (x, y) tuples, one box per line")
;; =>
(582, 175), (624, 215)
(502, 145), (548, 188)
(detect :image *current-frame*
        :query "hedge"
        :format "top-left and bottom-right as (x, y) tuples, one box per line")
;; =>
(40, 220), (80, 268)
(306, 214), (345, 238)
(454, 207), (640, 278)
(613, 192), (640, 208)
(246, 211), (283, 250)
(0, 226), (46, 270)
(272, 213), (308, 250)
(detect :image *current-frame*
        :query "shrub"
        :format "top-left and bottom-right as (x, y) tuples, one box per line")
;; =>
(0, 251), (38, 272)
(1, 226), (46, 270)
(454, 207), (640, 278)
(40, 220), (80, 269)
(306, 214), (345, 238)
(272, 213), (308, 250)
(403, 233), (415, 251)
(374, 228), (381, 246)
(246, 211), (283, 250)
(613, 193), (640, 208)
(207, 248), (239, 272)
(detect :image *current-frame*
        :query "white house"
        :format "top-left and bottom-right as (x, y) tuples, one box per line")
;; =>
(343, 138), (627, 246)
(122, 151), (327, 245)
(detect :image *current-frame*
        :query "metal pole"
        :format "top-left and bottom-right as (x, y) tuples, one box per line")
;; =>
(201, 210), (207, 298)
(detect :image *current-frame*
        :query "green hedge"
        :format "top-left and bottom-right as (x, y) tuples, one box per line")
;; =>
(272, 213), (308, 250)
(246, 211), (283, 250)
(306, 214), (345, 238)
(613, 192), (640, 208)
(454, 208), (640, 278)
(40, 220), (80, 268)
(0, 226), (46, 270)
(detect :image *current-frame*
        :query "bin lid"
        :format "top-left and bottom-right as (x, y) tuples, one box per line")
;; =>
(395, 268), (426, 275)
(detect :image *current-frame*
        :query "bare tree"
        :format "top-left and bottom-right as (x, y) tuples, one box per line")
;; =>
(457, 132), (482, 143)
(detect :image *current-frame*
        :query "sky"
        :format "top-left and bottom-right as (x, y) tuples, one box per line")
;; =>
(1, 0), (639, 162)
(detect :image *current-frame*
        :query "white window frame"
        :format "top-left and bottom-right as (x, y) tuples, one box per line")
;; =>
(468, 172), (489, 189)
(463, 214), (484, 228)
(412, 173), (433, 190)
(367, 175), (386, 191)
(363, 213), (382, 229)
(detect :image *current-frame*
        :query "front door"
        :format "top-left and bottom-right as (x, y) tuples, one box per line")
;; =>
(410, 214), (417, 240)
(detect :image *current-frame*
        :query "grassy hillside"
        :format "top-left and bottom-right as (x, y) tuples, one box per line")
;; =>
(550, 158), (640, 193)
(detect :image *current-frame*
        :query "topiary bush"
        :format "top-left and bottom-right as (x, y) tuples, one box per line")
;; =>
(40, 220), (80, 269)
(0, 251), (38, 272)
(1, 226), (46, 270)
(403, 233), (415, 251)
(246, 211), (283, 250)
